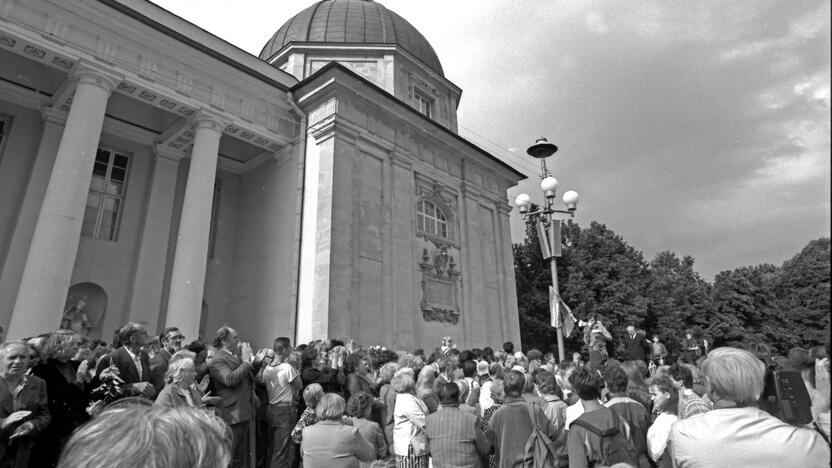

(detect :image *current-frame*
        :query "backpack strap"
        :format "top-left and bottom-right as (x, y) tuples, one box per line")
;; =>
(570, 407), (618, 437)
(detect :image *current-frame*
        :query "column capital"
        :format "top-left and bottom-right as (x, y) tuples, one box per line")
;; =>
(71, 60), (122, 95)
(192, 111), (228, 134)
(154, 143), (187, 163)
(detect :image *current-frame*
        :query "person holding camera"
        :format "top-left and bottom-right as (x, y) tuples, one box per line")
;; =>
(670, 347), (830, 467)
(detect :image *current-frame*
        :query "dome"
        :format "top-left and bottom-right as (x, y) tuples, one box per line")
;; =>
(259, 0), (444, 76)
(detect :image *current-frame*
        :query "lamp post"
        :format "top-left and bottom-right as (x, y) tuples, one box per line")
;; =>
(515, 138), (579, 363)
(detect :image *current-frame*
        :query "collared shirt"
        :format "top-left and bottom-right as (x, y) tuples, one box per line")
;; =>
(671, 407), (830, 468)
(124, 347), (142, 379)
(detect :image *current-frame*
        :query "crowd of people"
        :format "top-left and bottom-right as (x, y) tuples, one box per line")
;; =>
(0, 321), (829, 468)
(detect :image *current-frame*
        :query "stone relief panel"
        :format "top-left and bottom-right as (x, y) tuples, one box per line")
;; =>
(414, 173), (461, 324)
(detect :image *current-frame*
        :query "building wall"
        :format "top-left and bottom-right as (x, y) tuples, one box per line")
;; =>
(228, 151), (302, 347)
(0, 101), (47, 328)
(70, 133), (153, 338)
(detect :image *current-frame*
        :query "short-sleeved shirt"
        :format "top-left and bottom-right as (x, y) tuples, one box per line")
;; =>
(263, 362), (299, 405)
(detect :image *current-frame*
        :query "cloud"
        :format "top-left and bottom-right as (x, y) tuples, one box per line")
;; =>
(151, 0), (830, 281)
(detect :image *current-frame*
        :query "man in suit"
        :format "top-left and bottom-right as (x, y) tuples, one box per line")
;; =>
(210, 326), (256, 468)
(93, 322), (155, 400)
(426, 382), (488, 468)
(148, 326), (185, 392)
(621, 325), (651, 363)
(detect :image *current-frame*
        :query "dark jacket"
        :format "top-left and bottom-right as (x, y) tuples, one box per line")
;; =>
(0, 374), (51, 468)
(620, 333), (650, 362)
(426, 406), (488, 468)
(92, 346), (153, 396)
(209, 348), (255, 425)
(30, 360), (89, 468)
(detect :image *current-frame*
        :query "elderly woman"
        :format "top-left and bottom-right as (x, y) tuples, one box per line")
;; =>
(154, 351), (215, 409)
(0, 341), (51, 468)
(392, 371), (429, 468)
(29, 330), (90, 467)
(346, 354), (374, 401)
(292, 383), (324, 444)
(377, 362), (399, 447)
(670, 347), (830, 468)
(301, 393), (374, 468)
(480, 379), (505, 468)
(346, 392), (388, 467)
(58, 405), (231, 468)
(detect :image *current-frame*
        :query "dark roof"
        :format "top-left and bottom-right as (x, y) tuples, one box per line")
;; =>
(259, 0), (444, 76)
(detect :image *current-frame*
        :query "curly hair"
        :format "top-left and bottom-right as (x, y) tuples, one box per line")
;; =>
(378, 362), (399, 385)
(346, 391), (373, 418)
(44, 329), (81, 361)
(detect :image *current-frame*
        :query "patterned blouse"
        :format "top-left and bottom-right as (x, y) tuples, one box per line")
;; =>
(291, 407), (318, 444)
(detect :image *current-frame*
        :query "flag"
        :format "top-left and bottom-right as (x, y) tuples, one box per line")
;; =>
(549, 286), (577, 337)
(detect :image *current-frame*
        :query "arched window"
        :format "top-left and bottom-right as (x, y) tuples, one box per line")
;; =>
(417, 199), (448, 238)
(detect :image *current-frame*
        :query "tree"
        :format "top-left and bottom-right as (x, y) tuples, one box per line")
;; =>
(771, 238), (830, 349)
(645, 251), (713, 356)
(515, 219), (651, 355)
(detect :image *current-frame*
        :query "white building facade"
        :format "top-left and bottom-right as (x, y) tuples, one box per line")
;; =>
(0, 0), (524, 351)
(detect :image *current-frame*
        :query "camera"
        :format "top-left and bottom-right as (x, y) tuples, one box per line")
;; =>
(758, 356), (813, 425)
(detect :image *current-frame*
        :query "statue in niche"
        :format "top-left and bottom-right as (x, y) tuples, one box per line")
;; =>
(433, 245), (449, 276)
(60, 297), (94, 337)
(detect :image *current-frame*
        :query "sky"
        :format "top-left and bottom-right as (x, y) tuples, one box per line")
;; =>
(150, 0), (831, 281)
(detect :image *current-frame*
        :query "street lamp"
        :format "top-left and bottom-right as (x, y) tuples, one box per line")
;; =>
(515, 137), (580, 362)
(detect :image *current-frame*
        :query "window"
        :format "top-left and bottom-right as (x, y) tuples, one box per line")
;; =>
(417, 199), (448, 238)
(82, 148), (129, 241)
(414, 92), (433, 118)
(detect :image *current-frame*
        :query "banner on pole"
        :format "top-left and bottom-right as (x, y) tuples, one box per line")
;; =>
(549, 286), (576, 337)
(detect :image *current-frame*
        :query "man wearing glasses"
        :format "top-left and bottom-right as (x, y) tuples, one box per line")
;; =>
(149, 326), (185, 392)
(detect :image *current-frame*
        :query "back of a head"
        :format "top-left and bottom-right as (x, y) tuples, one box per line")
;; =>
(59, 405), (231, 468)
(604, 367), (629, 394)
(504, 370), (525, 398)
(461, 360), (477, 378)
(503, 341), (515, 354)
(569, 367), (603, 401)
(668, 363), (694, 388)
(701, 347), (765, 406)
(273, 337), (292, 357)
(534, 370), (560, 396)
(439, 382), (460, 406)
(316, 393), (346, 421)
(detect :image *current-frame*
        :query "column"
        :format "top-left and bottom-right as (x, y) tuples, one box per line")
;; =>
(8, 68), (118, 339)
(389, 151), (416, 348)
(128, 146), (182, 331)
(165, 114), (224, 341)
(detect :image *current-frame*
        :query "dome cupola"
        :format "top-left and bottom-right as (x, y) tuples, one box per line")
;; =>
(259, 0), (444, 76)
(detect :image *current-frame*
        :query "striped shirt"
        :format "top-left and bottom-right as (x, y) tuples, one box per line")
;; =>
(426, 406), (488, 468)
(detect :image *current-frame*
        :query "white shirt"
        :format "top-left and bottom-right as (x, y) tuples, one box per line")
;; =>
(262, 362), (299, 405)
(646, 412), (677, 462)
(124, 347), (142, 379)
(566, 399), (601, 429)
(479, 380), (494, 416)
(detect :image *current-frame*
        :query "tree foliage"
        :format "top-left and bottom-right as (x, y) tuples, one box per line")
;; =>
(514, 220), (830, 359)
